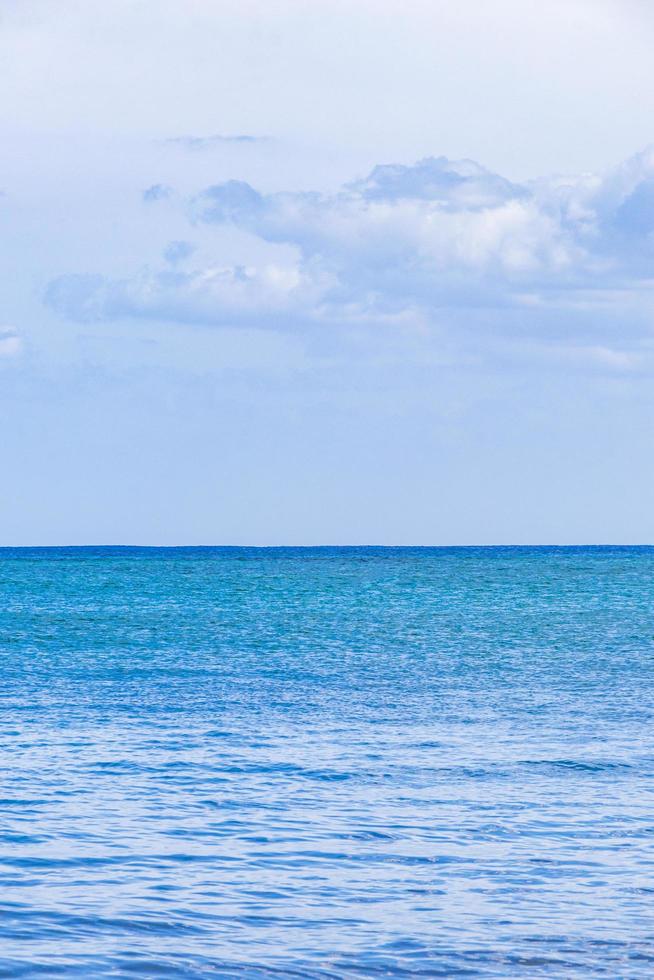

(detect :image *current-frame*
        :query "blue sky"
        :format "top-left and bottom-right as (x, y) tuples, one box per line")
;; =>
(2, 0), (654, 544)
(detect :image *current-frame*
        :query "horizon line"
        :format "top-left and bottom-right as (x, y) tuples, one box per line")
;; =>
(1, 543), (653, 551)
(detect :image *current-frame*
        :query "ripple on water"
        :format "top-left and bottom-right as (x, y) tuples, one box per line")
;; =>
(0, 546), (653, 976)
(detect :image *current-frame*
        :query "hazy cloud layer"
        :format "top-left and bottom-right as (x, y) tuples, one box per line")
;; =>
(46, 148), (654, 364)
(164, 134), (266, 150)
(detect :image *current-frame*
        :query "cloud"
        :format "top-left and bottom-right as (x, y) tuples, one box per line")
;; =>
(163, 240), (196, 265)
(0, 329), (22, 357)
(142, 183), (173, 203)
(45, 147), (654, 363)
(196, 180), (265, 223)
(346, 156), (525, 208)
(164, 134), (267, 151)
(45, 264), (326, 329)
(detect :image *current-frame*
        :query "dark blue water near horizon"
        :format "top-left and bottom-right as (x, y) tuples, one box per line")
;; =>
(1, 546), (653, 977)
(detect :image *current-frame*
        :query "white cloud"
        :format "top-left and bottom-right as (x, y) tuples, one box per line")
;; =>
(46, 264), (332, 330)
(0, 329), (22, 357)
(45, 147), (654, 364)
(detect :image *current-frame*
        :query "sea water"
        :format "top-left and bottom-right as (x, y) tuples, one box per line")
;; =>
(0, 546), (653, 977)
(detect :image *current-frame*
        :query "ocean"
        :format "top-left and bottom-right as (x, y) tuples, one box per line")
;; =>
(0, 546), (652, 977)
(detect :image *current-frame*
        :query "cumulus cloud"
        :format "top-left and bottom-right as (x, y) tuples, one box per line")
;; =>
(347, 156), (525, 208)
(45, 264), (330, 330)
(46, 147), (654, 361)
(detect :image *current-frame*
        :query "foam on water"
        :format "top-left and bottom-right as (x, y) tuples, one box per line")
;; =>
(0, 547), (653, 977)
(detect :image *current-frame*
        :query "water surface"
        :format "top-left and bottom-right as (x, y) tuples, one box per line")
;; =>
(0, 546), (653, 977)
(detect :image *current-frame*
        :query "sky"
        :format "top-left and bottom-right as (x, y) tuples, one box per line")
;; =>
(2, 0), (654, 545)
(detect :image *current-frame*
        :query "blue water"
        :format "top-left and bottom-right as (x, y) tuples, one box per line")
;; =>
(1, 546), (653, 977)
